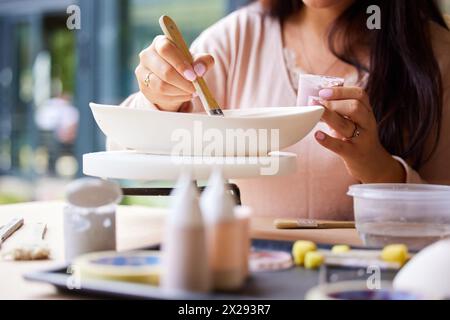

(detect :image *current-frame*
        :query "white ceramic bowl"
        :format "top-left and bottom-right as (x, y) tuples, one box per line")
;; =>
(90, 103), (324, 157)
(348, 184), (450, 250)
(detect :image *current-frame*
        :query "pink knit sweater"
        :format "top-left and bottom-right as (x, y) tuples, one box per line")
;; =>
(119, 4), (450, 219)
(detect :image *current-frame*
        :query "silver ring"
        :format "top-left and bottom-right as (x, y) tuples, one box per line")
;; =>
(346, 122), (360, 141)
(144, 71), (152, 88)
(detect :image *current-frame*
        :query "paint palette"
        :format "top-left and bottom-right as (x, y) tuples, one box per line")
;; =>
(24, 239), (401, 300)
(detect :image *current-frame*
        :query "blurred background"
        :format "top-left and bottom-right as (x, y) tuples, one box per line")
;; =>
(0, 0), (449, 205)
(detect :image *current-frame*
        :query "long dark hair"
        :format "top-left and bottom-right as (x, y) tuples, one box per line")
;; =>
(262, 0), (448, 169)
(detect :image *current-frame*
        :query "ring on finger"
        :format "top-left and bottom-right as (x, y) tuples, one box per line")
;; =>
(144, 71), (152, 88)
(345, 121), (361, 141)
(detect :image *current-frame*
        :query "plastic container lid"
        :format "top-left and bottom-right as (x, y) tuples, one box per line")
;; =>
(66, 178), (122, 208)
(348, 184), (450, 201)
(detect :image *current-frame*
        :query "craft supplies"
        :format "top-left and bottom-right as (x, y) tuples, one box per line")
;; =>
(2, 222), (50, 261)
(72, 251), (161, 285)
(394, 239), (450, 299)
(291, 241), (408, 270)
(162, 173), (211, 293)
(305, 281), (423, 300)
(275, 219), (355, 230)
(249, 250), (293, 272)
(381, 244), (409, 265)
(304, 251), (325, 269)
(292, 240), (317, 266)
(297, 74), (344, 106)
(321, 249), (403, 270)
(63, 178), (122, 262)
(159, 15), (224, 117)
(348, 184), (450, 250)
(0, 217), (24, 248)
(331, 245), (351, 254)
(200, 170), (246, 291)
(234, 206), (251, 279)
(6, 244), (50, 261)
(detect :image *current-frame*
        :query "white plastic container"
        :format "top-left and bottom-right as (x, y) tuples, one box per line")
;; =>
(64, 178), (122, 262)
(297, 74), (344, 106)
(348, 184), (450, 250)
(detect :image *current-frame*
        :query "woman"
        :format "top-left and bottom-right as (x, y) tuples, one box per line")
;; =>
(121, 0), (450, 219)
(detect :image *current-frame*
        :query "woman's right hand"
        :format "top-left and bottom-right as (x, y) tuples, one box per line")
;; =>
(135, 35), (215, 112)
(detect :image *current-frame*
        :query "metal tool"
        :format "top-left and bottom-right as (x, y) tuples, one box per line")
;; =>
(0, 217), (24, 246)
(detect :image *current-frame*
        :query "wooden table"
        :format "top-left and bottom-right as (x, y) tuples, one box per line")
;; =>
(0, 201), (362, 299)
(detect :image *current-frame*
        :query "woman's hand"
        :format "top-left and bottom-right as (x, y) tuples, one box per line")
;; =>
(135, 35), (215, 111)
(311, 87), (406, 183)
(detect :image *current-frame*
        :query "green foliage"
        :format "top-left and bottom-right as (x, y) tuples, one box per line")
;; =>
(48, 29), (75, 94)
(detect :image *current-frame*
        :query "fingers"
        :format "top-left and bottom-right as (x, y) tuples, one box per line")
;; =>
(315, 130), (351, 156)
(135, 64), (193, 111)
(320, 106), (357, 139)
(192, 53), (215, 77)
(153, 35), (197, 81)
(141, 41), (195, 94)
(136, 35), (216, 111)
(135, 64), (193, 97)
(320, 99), (372, 129)
(319, 86), (371, 110)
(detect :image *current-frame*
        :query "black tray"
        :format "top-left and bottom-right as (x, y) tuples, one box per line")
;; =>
(24, 239), (398, 300)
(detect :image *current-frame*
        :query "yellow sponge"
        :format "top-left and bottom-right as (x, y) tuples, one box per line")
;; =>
(304, 251), (325, 269)
(292, 240), (317, 266)
(331, 245), (351, 254)
(381, 244), (409, 265)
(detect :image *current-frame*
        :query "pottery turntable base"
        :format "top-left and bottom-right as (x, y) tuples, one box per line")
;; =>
(83, 151), (298, 204)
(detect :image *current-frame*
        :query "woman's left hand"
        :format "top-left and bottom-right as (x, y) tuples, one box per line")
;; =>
(311, 86), (406, 183)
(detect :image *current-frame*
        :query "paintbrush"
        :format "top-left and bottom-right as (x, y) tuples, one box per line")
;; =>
(159, 15), (224, 116)
(274, 219), (355, 230)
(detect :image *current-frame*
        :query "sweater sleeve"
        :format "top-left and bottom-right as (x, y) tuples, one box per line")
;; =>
(392, 156), (424, 184)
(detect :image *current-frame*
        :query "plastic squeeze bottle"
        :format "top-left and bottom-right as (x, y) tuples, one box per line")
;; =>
(201, 170), (245, 291)
(162, 173), (211, 293)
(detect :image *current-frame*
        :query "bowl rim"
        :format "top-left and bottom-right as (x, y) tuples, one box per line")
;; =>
(347, 183), (450, 200)
(89, 103), (324, 120)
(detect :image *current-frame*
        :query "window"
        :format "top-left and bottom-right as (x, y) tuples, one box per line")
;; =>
(121, 0), (228, 96)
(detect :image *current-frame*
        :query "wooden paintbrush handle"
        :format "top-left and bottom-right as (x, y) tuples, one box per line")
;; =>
(159, 15), (222, 115)
(274, 219), (355, 230)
